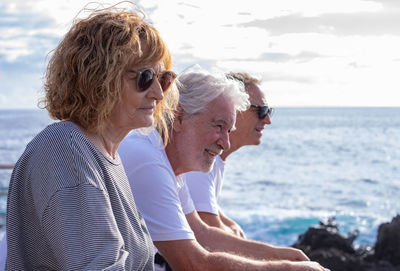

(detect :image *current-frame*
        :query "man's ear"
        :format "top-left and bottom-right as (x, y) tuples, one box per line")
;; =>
(173, 105), (185, 133)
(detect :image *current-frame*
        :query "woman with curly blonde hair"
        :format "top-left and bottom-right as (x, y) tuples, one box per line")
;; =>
(5, 5), (177, 270)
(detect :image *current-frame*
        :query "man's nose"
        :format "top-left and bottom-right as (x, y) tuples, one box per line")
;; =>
(217, 131), (231, 151)
(262, 114), (272, 125)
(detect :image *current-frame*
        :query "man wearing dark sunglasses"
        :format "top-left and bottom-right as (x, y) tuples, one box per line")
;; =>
(119, 68), (326, 271)
(185, 72), (273, 239)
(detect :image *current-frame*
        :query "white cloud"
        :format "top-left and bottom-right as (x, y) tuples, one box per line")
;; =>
(280, 0), (383, 17)
(0, 41), (32, 62)
(0, 0), (399, 108)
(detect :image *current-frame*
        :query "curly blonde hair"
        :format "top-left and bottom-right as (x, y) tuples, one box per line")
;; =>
(40, 8), (177, 143)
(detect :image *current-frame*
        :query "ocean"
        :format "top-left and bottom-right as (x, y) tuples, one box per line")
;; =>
(1, 108), (399, 248)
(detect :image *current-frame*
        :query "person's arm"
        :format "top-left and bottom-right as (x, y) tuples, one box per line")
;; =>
(198, 211), (237, 235)
(27, 133), (133, 270)
(185, 160), (246, 237)
(41, 184), (129, 270)
(186, 211), (309, 262)
(218, 208), (246, 238)
(154, 239), (325, 271)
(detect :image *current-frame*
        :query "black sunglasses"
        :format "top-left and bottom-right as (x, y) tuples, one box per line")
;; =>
(250, 104), (274, 119)
(131, 68), (176, 92)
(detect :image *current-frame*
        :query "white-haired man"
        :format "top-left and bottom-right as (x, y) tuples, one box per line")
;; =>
(184, 72), (273, 238)
(118, 67), (326, 271)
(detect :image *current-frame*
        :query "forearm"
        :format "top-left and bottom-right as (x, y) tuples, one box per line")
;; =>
(187, 211), (308, 262)
(155, 239), (266, 271)
(210, 220), (237, 236)
(205, 252), (324, 271)
(198, 211), (236, 235)
(205, 251), (292, 271)
(197, 222), (312, 262)
(193, 221), (277, 260)
(218, 208), (246, 238)
(219, 209), (236, 227)
(155, 239), (319, 271)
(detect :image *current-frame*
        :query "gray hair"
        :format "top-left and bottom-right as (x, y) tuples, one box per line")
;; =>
(176, 66), (249, 115)
(226, 72), (261, 90)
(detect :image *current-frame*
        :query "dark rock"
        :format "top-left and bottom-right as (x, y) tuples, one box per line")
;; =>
(293, 217), (357, 254)
(374, 215), (400, 266)
(292, 216), (400, 271)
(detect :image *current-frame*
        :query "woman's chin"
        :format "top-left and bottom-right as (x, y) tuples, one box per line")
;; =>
(133, 117), (154, 130)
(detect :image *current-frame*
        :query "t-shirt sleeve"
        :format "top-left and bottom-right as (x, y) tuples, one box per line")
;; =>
(126, 163), (195, 241)
(41, 184), (129, 270)
(25, 128), (132, 270)
(177, 176), (195, 215)
(184, 171), (219, 215)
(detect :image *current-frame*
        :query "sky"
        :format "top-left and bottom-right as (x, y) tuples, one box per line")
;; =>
(1, 0), (400, 109)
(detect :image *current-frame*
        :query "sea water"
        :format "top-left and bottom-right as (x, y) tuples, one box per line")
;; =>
(0, 108), (399, 247)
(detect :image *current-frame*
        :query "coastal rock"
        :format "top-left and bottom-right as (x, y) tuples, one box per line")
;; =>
(292, 217), (400, 271)
(293, 217), (356, 254)
(374, 215), (400, 266)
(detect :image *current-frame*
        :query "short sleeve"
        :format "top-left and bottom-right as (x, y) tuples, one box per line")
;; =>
(119, 129), (195, 242)
(177, 176), (195, 215)
(126, 163), (195, 241)
(41, 184), (129, 270)
(184, 171), (219, 215)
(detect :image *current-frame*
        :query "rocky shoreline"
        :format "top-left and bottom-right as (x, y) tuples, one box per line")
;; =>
(292, 215), (400, 271)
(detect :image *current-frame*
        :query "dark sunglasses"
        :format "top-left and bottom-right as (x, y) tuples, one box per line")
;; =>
(131, 68), (176, 92)
(250, 104), (274, 119)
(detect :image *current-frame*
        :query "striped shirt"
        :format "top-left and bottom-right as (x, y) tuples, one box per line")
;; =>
(6, 121), (154, 270)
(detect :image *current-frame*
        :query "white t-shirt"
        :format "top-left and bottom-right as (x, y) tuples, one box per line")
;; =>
(184, 155), (225, 215)
(118, 129), (195, 242)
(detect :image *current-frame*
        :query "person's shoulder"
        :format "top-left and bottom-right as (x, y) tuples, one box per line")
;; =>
(185, 155), (222, 181)
(26, 121), (81, 151)
(33, 121), (73, 138)
(121, 129), (153, 145)
(213, 155), (225, 169)
(120, 129), (163, 152)
(215, 155), (224, 164)
(119, 129), (165, 165)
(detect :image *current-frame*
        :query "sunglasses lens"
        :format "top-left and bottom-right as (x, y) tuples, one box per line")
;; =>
(269, 108), (274, 117)
(159, 71), (174, 91)
(251, 105), (273, 119)
(137, 69), (155, 92)
(259, 107), (268, 119)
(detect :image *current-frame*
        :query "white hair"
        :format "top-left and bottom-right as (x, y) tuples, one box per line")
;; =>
(176, 65), (249, 115)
